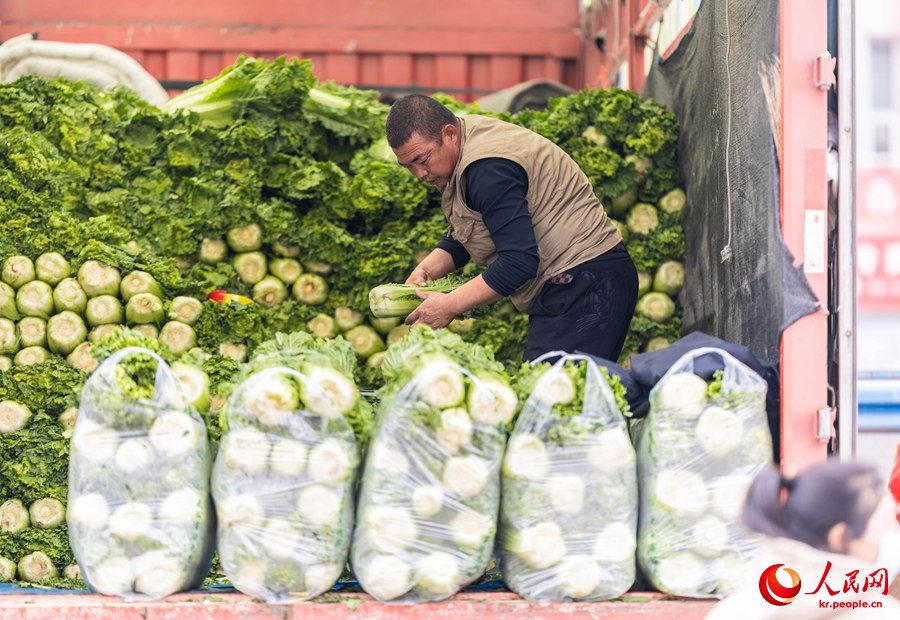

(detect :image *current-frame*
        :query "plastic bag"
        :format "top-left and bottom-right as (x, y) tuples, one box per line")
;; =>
(636, 347), (773, 598)
(500, 352), (638, 601)
(212, 362), (360, 602)
(68, 347), (214, 601)
(351, 358), (512, 602)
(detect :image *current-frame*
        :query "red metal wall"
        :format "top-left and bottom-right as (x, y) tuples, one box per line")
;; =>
(0, 0), (586, 99)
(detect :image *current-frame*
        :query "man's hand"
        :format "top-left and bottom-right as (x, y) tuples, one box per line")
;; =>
(406, 248), (457, 286)
(405, 290), (456, 329)
(405, 267), (430, 286)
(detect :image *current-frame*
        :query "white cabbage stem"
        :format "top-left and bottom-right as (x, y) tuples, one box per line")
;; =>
(221, 428), (271, 474)
(0, 499), (30, 534)
(148, 412), (202, 457)
(304, 563), (342, 594)
(268, 437), (308, 477)
(67, 493), (110, 530)
(654, 553), (707, 594)
(241, 374), (299, 426)
(364, 505), (418, 553)
(132, 551), (184, 598)
(534, 367), (577, 406)
(415, 362), (465, 409)
(29, 497), (66, 530)
(653, 470), (708, 517)
(369, 443), (409, 475)
(695, 406), (743, 457)
(693, 515), (730, 558)
(435, 407), (473, 454)
(89, 556), (133, 595)
(656, 372), (708, 417)
(300, 366), (357, 418)
(230, 559), (267, 594)
(411, 485), (444, 518)
(587, 427), (636, 471)
(513, 521), (566, 569)
(108, 501), (153, 541)
(545, 474), (585, 514)
(416, 551), (460, 596)
(593, 522), (636, 563)
(450, 511), (493, 548)
(308, 439), (354, 485)
(259, 518), (301, 559)
(555, 556), (602, 599)
(0, 400), (31, 434)
(467, 374), (517, 425)
(360, 554), (412, 601)
(71, 419), (119, 462)
(219, 494), (265, 531)
(442, 455), (490, 498)
(503, 433), (549, 481)
(114, 438), (155, 474)
(158, 489), (203, 525)
(297, 484), (342, 526)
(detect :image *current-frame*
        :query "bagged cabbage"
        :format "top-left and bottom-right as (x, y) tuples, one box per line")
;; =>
(636, 347), (773, 597)
(351, 326), (516, 602)
(68, 347), (214, 600)
(500, 352), (638, 601)
(212, 333), (368, 602)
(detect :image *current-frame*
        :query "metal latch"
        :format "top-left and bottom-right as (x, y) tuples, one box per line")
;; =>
(815, 406), (836, 442)
(814, 52), (836, 90)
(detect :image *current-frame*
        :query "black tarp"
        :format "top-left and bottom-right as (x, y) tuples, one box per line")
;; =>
(643, 0), (819, 366)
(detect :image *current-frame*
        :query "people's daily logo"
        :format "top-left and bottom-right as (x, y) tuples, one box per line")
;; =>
(757, 561), (888, 609)
(758, 563), (802, 606)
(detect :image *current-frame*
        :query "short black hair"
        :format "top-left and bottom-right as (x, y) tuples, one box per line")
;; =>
(385, 94), (458, 148)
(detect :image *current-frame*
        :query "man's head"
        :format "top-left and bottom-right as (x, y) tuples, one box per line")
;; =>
(386, 94), (461, 190)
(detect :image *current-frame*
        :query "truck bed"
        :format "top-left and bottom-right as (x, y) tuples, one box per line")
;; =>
(0, 591), (716, 620)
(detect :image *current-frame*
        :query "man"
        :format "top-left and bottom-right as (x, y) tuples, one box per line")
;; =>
(386, 94), (637, 362)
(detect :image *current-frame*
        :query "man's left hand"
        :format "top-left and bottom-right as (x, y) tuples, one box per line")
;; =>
(405, 290), (456, 329)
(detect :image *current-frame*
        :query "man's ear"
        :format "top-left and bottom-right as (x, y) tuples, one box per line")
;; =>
(827, 522), (849, 552)
(443, 122), (459, 144)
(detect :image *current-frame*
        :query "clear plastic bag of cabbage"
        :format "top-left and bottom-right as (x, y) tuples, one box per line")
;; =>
(351, 326), (516, 603)
(234, 331), (376, 445)
(500, 352), (638, 601)
(636, 346), (773, 598)
(211, 344), (363, 602)
(67, 347), (214, 601)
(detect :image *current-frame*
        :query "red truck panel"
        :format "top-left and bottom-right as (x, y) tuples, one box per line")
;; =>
(0, 0), (586, 98)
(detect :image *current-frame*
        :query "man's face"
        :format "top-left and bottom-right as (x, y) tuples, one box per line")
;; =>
(394, 124), (460, 190)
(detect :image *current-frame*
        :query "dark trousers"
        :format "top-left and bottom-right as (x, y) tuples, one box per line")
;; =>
(523, 244), (638, 363)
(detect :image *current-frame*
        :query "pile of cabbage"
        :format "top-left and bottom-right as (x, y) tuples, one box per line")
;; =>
(211, 333), (369, 602)
(67, 348), (214, 600)
(0, 54), (690, 588)
(351, 326), (516, 602)
(499, 353), (637, 601)
(635, 347), (773, 597)
(0, 358), (85, 584)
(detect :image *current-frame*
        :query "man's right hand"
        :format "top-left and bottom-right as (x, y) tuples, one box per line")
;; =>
(405, 248), (456, 286)
(405, 267), (429, 286)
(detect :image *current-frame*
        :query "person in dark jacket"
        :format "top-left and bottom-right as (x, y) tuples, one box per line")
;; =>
(708, 461), (900, 619)
(386, 94), (637, 362)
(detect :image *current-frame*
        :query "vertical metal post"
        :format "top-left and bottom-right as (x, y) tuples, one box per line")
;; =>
(836, 0), (858, 459)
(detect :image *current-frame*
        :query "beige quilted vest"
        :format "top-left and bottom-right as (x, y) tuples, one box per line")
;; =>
(442, 115), (621, 312)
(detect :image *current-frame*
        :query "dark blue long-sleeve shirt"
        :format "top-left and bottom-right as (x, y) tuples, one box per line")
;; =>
(436, 158), (539, 296)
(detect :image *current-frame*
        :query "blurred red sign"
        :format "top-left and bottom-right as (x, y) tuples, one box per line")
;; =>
(858, 168), (900, 311)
